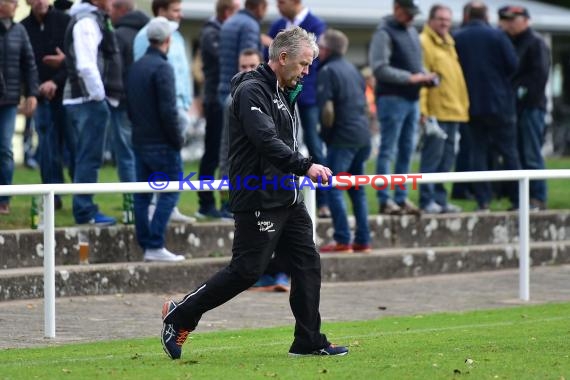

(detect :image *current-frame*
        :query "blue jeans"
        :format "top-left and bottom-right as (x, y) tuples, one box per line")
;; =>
(0, 105), (17, 205)
(327, 145), (371, 245)
(134, 144), (181, 249)
(376, 96), (419, 204)
(518, 108), (547, 203)
(299, 104), (328, 209)
(419, 122), (459, 208)
(66, 101), (110, 223)
(34, 101), (70, 189)
(109, 106), (136, 183)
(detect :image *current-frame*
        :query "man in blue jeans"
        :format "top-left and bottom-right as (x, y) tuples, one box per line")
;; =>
(500, 5), (550, 210)
(418, 4), (469, 214)
(22, 0), (72, 211)
(127, 17), (185, 262)
(267, 0), (329, 217)
(368, 0), (438, 215)
(108, 0), (149, 185)
(317, 29), (371, 254)
(0, 0), (38, 215)
(63, 0), (123, 225)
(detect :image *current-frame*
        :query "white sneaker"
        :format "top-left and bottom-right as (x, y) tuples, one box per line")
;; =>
(169, 207), (197, 224)
(422, 201), (443, 214)
(441, 203), (462, 213)
(144, 248), (186, 262)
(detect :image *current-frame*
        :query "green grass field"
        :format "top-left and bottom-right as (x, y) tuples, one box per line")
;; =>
(1, 303), (569, 379)
(1, 157), (569, 230)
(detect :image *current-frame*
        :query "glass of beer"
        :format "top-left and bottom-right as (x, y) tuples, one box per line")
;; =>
(78, 230), (90, 265)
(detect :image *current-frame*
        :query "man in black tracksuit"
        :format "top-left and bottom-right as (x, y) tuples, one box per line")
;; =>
(161, 26), (348, 360)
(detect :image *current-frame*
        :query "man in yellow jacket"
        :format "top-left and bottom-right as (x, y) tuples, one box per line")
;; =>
(419, 4), (469, 214)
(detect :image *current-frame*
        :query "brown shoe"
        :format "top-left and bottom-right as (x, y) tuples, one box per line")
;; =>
(352, 243), (372, 253)
(320, 242), (353, 254)
(379, 200), (402, 215)
(397, 199), (421, 216)
(0, 203), (9, 215)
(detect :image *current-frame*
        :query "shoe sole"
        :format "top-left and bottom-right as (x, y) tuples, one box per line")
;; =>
(144, 257), (185, 262)
(162, 300), (176, 321)
(273, 284), (290, 292)
(160, 323), (176, 360)
(161, 300), (179, 359)
(249, 285), (276, 292)
(319, 250), (353, 254)
(288, 351), (348, 357)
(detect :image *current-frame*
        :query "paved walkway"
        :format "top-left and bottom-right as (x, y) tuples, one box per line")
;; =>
(1, 266), (570, 350)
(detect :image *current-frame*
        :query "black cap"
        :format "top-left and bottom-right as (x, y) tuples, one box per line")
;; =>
(498, 5), (530, 20)
(53, 0), (73, 10)
(395, 0), (421, 16)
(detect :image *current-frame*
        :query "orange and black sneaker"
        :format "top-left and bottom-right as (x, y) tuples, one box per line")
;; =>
(161, 300), (191, 360)
(320, 242), (353, 254)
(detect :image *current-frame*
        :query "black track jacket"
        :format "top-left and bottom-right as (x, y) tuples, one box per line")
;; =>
(228, 63), (313, 212)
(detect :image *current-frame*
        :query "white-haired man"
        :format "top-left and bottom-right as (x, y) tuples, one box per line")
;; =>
(160, 26), (348, 360)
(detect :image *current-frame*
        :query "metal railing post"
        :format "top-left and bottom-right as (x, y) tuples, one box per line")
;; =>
(518, 177), (530, 301)
(43, 191), (56, 338)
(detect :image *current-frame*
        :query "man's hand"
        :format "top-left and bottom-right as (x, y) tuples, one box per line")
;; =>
(39, 80), (58, 100)
(261, 34), (273, 47)
(306, 163), (333, 184)
(21, 96), (37, 117)
(419, 114), (427, 126)
(409, 72), (438, 86)
(42, 47), (65, 69)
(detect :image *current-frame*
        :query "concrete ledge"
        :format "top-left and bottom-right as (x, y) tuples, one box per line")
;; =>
(1, 211), (568, 270)
(1, 241), (568, 301)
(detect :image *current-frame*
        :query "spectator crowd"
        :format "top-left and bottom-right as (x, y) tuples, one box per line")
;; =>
(0, 0), (552, 259)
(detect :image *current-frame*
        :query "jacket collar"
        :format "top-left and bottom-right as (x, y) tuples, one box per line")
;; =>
(27, 6), (56, 26)
(145, 46), (168, 60)
(320, 53), (342, 66)
(238, 9), (260, 23)
(423, 23), (454, 47)
(464, 19), (489, 29)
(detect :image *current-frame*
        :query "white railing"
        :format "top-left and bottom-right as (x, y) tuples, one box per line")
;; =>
(1, 169), (570, 338)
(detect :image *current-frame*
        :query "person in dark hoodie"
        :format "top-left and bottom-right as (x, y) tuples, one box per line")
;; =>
(22, 0), (71, 211)
(0, 0), (39, 215)
(160, 27), (348, 360)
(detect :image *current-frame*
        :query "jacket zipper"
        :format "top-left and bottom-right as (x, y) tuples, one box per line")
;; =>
(275, 81), (298, 206)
